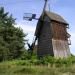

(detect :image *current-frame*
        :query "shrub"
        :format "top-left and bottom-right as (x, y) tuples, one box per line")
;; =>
(19, 50), (31, 60)
(18, 51), (75, 66)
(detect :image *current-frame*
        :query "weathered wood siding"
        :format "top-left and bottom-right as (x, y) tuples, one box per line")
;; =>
(36, 15), (70, 58)
(51, 21), (70, 58)
(51, 21), (67, 40)
(37, 20), (54, 57)
(52, 39), (70, 58)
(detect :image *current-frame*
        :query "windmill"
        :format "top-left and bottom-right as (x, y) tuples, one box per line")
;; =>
(23, 0), (71, 58)
(23, 0), (48, 52)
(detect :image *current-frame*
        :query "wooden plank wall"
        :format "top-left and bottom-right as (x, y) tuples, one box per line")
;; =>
(51, 21), (70, 58)
(52, 39), (70, 58)
(51, 21), (67, 40)
(36, 17), (70, 58)
(37, 20), (54, 57)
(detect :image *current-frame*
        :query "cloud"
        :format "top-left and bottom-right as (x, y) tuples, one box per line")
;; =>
(15, 20), (36, 44)
(15, 21), (36, 33)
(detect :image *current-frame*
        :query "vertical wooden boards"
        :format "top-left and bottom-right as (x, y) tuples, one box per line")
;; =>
(52, 39), (70, 58)
(37, 20), (53, 57)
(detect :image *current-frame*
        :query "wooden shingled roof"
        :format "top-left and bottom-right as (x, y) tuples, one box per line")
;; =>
(35, 11), (68, 37)
(45, 11), (68, 24)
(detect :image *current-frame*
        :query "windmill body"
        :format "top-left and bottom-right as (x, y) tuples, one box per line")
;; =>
(35, 11), (71, 58)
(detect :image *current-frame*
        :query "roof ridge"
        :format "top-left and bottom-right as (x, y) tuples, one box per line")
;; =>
(45, 11), (68, 24)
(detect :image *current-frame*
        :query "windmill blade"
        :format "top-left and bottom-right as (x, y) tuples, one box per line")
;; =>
(43, 0), (48, 12)
(42, 0), (48, 20)
(23, 13), (36, 21)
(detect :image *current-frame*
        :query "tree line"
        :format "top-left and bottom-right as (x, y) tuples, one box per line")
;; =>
(0, 7), (26, 61)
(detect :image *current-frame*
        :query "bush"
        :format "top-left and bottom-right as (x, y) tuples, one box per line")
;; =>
(20, 50), (30, 60)
(19, 50), (37, 61)
(38, 55), (75, 66)
(39, 55), (55, 65)
(17, 51), (75, 66)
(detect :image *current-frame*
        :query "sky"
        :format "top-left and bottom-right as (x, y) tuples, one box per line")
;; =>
(0, 0), (75, 55)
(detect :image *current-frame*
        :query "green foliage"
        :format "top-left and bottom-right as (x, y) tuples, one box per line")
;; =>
(0, 7), (26, 61)
(19, 50), (31, 60)
(19, 49), (75, 66)
(41, 55), (55, 65)
(0, 60), (75, 75)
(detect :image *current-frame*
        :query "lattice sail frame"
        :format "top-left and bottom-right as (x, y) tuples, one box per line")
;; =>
(23, 13), (36, 21)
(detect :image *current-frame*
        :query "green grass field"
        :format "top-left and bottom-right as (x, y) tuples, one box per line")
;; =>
(0, 60), (75, 75)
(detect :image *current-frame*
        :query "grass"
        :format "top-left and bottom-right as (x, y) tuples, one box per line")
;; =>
(0, 60), (75, 75)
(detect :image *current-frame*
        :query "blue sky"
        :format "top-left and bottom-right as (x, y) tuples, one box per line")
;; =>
(0, 0), (75, 55)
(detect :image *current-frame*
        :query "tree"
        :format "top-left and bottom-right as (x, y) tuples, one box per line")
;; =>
(0, 7), (26, 61)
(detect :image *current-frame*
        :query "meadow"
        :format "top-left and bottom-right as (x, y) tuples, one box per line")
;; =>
(0, 60), (75, 75)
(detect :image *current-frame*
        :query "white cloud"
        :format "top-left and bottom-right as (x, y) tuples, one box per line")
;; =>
(15, 20), (36, 44)
(15, 21), (36, 33)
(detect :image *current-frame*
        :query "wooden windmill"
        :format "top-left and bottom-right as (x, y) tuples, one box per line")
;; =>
(24, 0), (71, 58)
